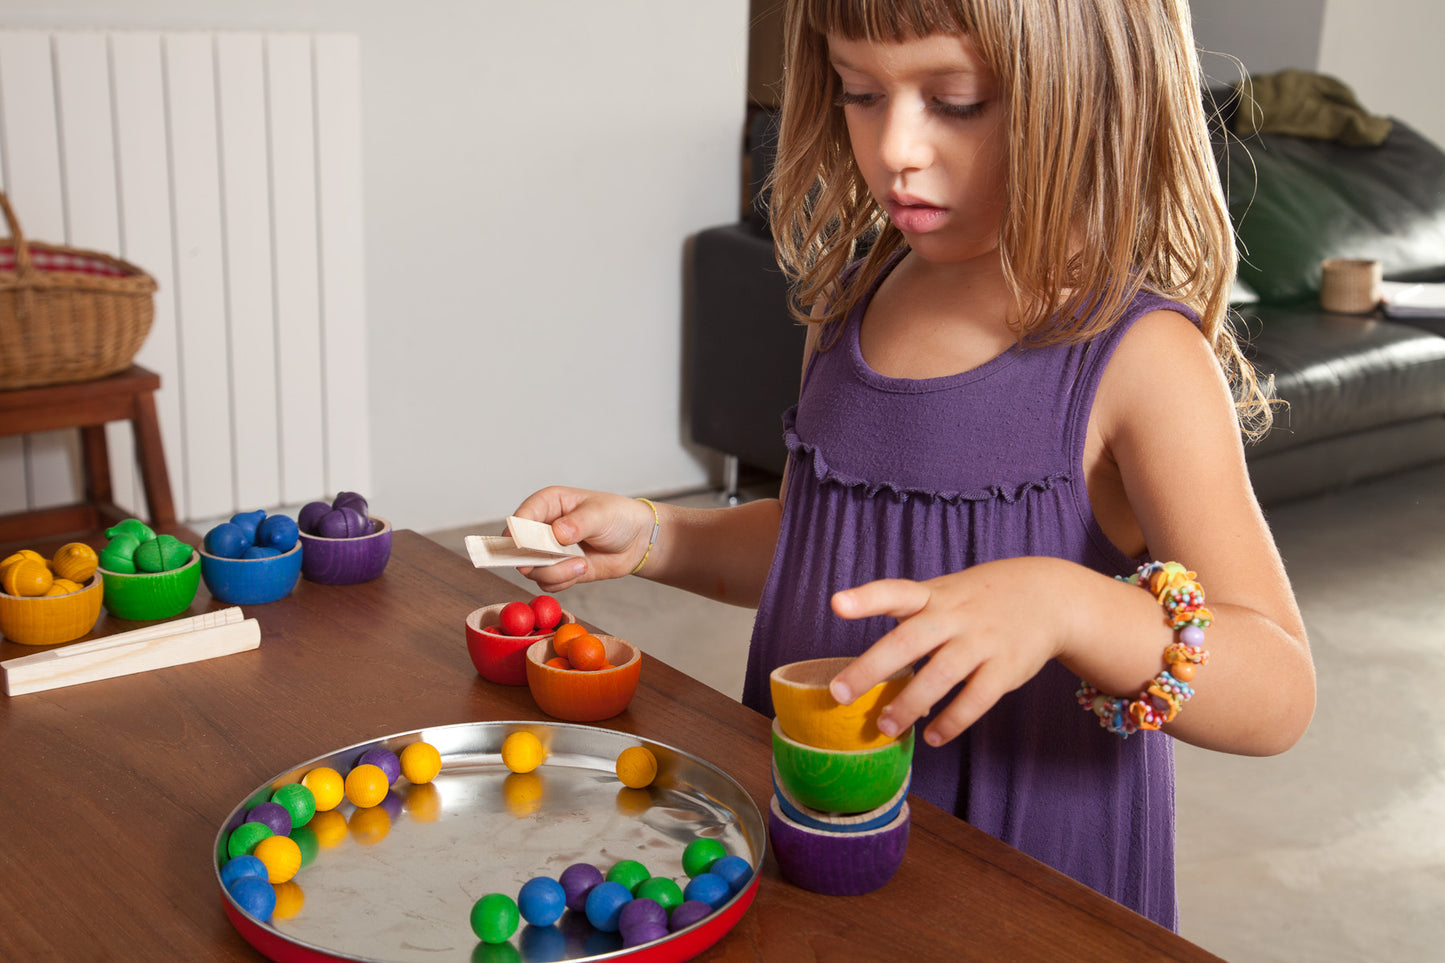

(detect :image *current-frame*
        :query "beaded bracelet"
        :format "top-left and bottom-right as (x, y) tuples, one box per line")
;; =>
(629, 498), (660, 576)
(1076, 561), (1211, 738)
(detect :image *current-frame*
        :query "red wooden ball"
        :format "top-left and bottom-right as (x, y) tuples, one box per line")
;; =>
(500, 601), (536, 637)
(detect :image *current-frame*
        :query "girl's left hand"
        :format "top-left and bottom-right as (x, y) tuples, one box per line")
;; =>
(828, 557), (1081, 747)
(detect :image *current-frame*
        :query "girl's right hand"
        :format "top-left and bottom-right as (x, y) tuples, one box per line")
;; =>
(509, 486), (657, 592)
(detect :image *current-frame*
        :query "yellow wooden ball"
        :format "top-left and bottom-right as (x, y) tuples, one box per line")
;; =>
(615, 746), (658, 789)
(501, 731), (546, 774)
(400, 741), (442, 784)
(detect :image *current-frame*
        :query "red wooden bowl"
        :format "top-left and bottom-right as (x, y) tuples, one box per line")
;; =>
(768, 794), (910, 896)
(464, 602), (577, 686)
(298, 516), (392, 585)
(525, 635), (641, 722)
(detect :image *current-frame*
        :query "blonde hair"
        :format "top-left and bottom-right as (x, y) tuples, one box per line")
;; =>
(768, 0), (1272, 437)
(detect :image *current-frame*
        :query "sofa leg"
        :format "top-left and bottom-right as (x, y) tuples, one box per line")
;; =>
(719, 455), (741, 506)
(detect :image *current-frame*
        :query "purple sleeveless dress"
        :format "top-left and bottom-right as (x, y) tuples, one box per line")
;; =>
(742, 259), (1193, 929)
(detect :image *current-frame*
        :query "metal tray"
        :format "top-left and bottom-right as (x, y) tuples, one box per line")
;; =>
(215, 721), (767, 962)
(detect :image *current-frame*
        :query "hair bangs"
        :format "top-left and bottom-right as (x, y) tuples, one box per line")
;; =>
(802, 0), (975, 43)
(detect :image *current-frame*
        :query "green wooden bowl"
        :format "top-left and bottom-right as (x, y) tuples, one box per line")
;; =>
(770, 717), (913, 815)
(100, 550), (201, 621)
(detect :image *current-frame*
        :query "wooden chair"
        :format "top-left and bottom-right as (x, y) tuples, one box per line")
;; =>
(0, 365), (176, 544)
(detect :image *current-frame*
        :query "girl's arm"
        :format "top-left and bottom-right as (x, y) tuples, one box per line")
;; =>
(830, 310), (1315, 757)
(512, 487), (782, 608)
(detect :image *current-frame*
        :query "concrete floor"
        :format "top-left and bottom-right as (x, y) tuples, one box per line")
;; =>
(430, 461), (1445, 962)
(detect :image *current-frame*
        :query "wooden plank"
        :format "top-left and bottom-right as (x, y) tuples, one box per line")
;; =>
(314, 33), (371, 498)
(0, 31), (78, 513)
(3, 616), (259, 696)
(55, 32), (139, 517)
(111, 32), (185, 520)
(165, 33), (234, 521)
(53, 31), (144, 519)
(216, 32), (281, 512)
(267, 33), (326, 506)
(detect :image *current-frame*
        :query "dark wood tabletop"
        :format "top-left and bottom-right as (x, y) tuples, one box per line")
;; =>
(0, 529), (1221, 961)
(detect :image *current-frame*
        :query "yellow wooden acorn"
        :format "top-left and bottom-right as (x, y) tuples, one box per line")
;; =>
(2, 558), (53, 598)
(51, 542), (99, 583)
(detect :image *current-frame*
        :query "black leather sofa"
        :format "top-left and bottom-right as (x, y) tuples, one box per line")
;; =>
(687, 93), (1445, 507)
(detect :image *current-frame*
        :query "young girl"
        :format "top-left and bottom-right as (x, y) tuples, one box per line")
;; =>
(513, 0), (1314, 929)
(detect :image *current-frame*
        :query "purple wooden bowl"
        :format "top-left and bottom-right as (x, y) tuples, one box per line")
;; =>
(298, 516), (392, 585)
(767, 795), (909, 896)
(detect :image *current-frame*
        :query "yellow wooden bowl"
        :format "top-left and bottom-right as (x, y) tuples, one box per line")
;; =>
(0, 574), (104, 646)
(769, 657), (912, 751)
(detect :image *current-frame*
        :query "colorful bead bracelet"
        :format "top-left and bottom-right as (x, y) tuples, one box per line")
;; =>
(1077, 561), (1211, 738)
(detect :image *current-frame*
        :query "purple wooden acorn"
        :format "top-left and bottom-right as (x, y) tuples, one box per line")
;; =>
(332, 490), (369, 518)
(298, 500), (331, 536)
(317, 507), (370, 539)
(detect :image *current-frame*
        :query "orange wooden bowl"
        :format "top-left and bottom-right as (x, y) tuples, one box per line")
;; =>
(0, 574), (104, 646)
(465, 603), (577, 686)
(524, 635), (641, 722)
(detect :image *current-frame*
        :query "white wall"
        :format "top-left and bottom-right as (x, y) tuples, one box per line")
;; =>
(0, 1), (749, 533)
(1191, 0), (1445, 148)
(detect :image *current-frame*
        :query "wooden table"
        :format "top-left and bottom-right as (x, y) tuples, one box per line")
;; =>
(0, 530), (1221, 961)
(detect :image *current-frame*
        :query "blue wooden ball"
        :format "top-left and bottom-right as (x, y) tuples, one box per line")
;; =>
(516, 876), (566, 927)
(227, 875), (276, 922)
(682, 872), (729, 909)
(256, 513), (299, 551)
(204, 522), (250, 559)
(584, 880), (633, 932)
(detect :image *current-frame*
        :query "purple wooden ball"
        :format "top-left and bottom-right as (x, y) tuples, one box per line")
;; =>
(298, 500), (331, 535)
(621, 920), (669, 948)
(332, 490), (369, 517)
(668, 900), (713, 931)
(355, 747), (401, 785)
(618, 896), (667, 936)
(318, 507), (369, 538)
(245, 800), (292, 836)
(560, 862), (604, 912)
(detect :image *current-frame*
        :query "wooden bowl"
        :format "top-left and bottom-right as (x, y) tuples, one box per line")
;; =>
(299, 516), (392, 585)
(770, 656), (912, 751)
(770, 717), (913, 814)
(771, 758), (910, 834)
(0, 575), (104, 645)
(464, 602), (578, 686)
(100, 550), (201, 621)
(768, 794), (910, 896)
(199, 543), (303, 605)
(524, 635), (640, 722)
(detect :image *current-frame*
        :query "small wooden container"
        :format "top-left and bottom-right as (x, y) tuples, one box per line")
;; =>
(299, 516), (392, 585)
(0, 575), (103, 645)
(1320, 257), (1382, 314)
(525, 635), (640, 722)
(100, 552), (201, 621)
(770, 656), (912, 751)
(770, 718), (914, 814)
(199, 543), (303, 605)
(464, 602), (578, 686)
(768, 794), (910, 896)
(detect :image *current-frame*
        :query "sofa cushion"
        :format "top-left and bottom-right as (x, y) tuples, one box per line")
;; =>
(1241, 305), (1445, 456)
(1221, 120), (1445, 304)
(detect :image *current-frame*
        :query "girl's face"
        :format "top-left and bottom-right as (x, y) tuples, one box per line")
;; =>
(827, 31), (1008, 268)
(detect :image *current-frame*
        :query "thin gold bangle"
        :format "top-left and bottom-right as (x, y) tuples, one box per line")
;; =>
(630, 498), (660, 575)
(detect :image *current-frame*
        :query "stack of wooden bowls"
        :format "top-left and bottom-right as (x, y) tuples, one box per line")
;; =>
(766, 657), (914, 896)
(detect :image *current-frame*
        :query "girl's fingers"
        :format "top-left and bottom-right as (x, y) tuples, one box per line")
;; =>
(828, 581), (936, 707)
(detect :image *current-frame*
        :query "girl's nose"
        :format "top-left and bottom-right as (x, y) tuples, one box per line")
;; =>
(878, 104), (932, 173)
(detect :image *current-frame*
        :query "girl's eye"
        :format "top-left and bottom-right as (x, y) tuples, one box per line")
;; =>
(834, 90), (880, 109)
(934, 100), (986, 120)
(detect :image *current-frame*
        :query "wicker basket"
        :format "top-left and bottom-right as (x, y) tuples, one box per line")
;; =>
(0, 189), (157, 390)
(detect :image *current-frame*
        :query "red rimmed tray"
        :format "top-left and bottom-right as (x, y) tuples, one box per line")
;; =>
(215, 721), (766, 962)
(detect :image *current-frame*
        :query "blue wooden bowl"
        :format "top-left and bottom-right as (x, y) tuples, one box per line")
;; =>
(199, 543), (303, 605)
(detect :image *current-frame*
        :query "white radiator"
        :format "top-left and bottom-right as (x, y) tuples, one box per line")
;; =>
(0, 29), (368, 525)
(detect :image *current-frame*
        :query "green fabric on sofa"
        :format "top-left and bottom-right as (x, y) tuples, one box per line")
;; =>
(1221, 119), (1445, 305)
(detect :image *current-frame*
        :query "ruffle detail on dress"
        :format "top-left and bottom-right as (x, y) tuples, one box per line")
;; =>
(783, 425), (1072, 505)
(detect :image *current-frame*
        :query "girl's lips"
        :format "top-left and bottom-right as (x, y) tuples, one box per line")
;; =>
(886, 199), (947, 234)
